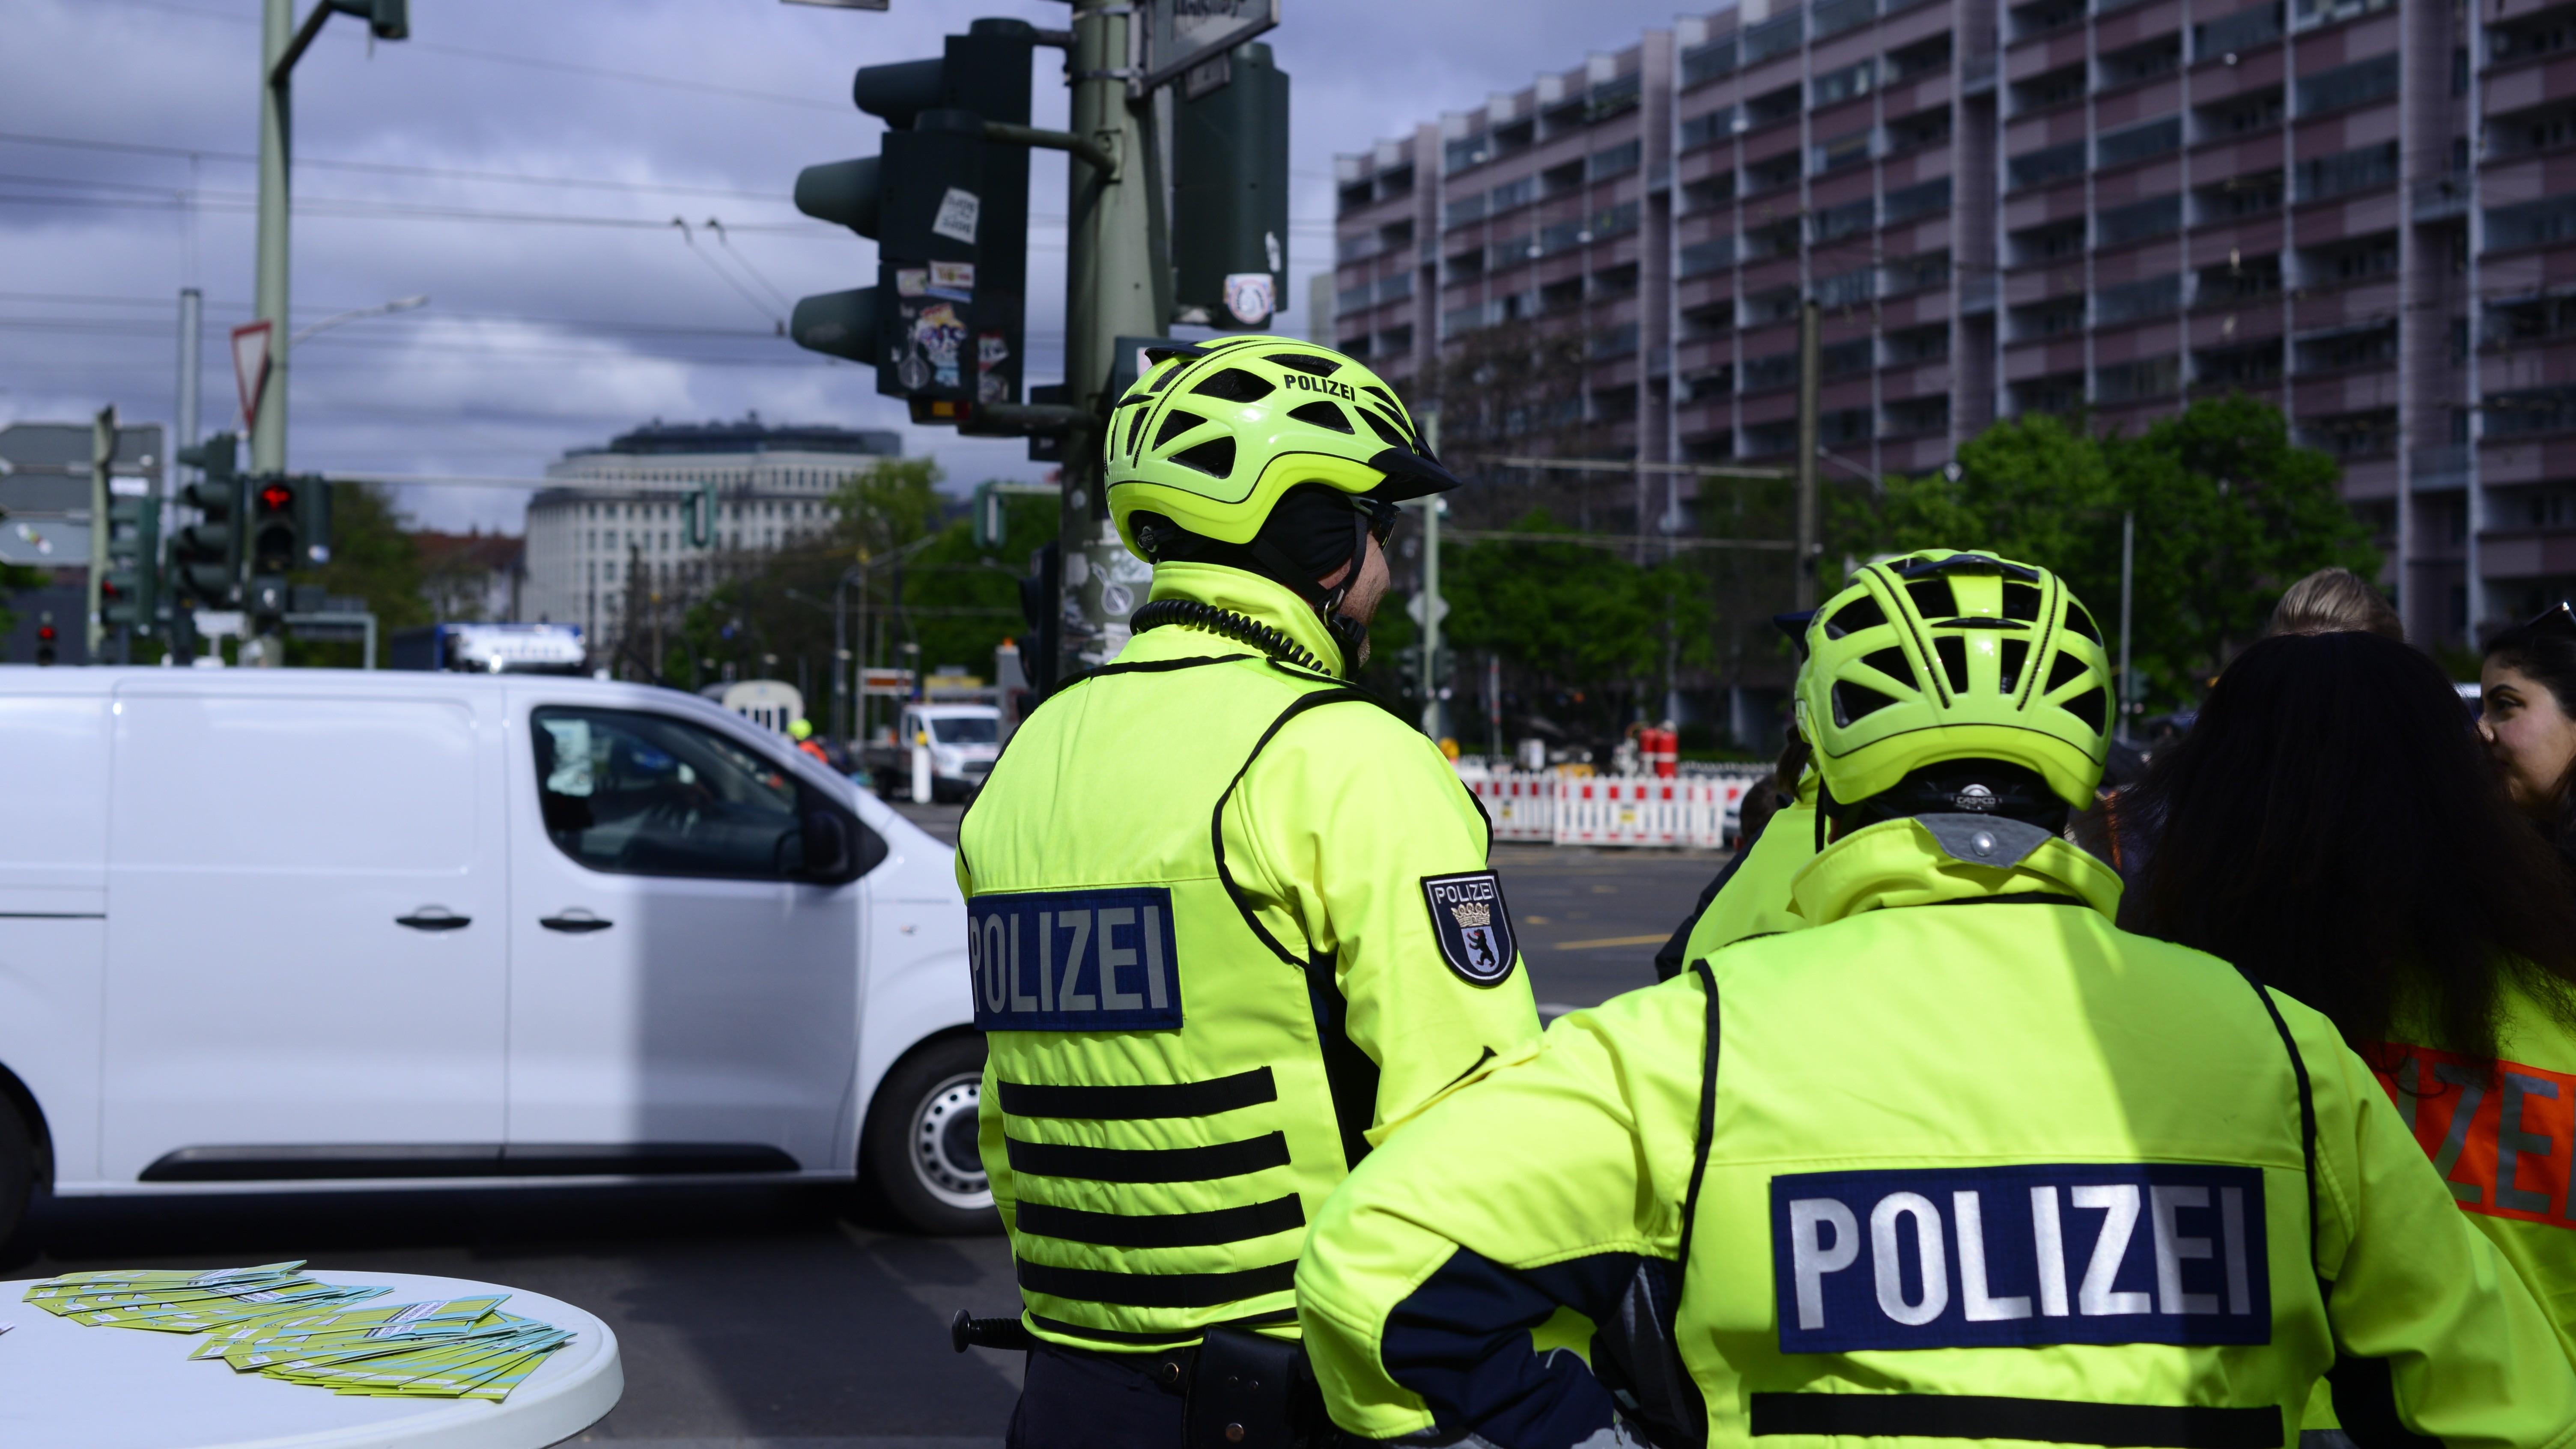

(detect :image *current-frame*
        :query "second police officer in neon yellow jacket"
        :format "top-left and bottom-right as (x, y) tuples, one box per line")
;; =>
(1295, 550), (2576, 1449)
(957, 337), (1540, 1449)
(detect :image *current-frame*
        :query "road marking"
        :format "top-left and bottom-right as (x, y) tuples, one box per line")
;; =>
(1544, 933), (1671, 951)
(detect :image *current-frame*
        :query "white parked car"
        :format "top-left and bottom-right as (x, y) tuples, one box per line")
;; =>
(0, 667), (987, 1241)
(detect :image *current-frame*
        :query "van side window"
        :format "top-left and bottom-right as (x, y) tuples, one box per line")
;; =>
(531, 707), (880, 880)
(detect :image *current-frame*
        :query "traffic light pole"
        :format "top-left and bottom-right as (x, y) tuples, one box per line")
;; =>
(87, 405), (116, 661)
(253, 0), (292, 476)
(1057, 0), (1162, 679)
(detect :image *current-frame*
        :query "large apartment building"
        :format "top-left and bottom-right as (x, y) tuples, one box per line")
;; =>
(1338, 0), (2576, 646)
(522, 415), (899, 652)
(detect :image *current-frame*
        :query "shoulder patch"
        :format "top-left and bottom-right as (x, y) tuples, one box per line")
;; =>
(1422, 871), (1518, 985)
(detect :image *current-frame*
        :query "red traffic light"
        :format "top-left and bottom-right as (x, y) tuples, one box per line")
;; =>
(257, 481), (295, 513)
(36, 626), (56, 641)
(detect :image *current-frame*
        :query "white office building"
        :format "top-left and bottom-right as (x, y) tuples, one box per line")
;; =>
(522, 414), (901, 649)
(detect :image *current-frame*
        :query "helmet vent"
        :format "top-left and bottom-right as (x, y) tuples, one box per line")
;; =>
(1833, 680), (1898, 727)
(1152, 410), (1207, 449)
(1934, 635), (1971, 695)
(1824, 595), (1886, 638)
(1169, 436), (1237, 480)
(2063, 600), (2104, 644)
(1357, 406), (1412, 449)
(1124, 408), (1149, 460)
(1288, 401), (1354, 433)
(2045, 652), (2090, 693)
(2003, 581), (2045, 621)
(1904, 578), (1956, 618)
(1191, 368), (1275, 404)
(1999, 639), (2030, 694)
(1861, 646), (1916, 690)
(1361, 383), (1404, 416)
(1268, 353), (1341, 378)
(2063, 686), (2108, 733)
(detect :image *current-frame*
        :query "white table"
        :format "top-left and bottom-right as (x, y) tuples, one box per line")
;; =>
(0, 1270), (622, 1449)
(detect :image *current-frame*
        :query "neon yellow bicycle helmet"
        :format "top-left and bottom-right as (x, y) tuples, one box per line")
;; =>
(1796, 549), (2112, 811)
(1103, 335), (1459, 560)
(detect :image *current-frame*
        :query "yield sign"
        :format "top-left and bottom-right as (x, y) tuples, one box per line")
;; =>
(230, 320), (274, 429)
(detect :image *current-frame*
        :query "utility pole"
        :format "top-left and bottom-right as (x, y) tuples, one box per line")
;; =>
(253, 0), (291, 474)
(1794, 298), (1821, 611)
(177, 289), (202, 466)
(2118, 510), (2136, 743)
(253, 0), (409, 474)
(1418, 410), (1443, 739)
(87, 405), (117, 659)
(1058, 0), (1160, 677)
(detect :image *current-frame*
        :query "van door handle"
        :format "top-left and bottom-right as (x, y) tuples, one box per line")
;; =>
(397, 909), (471, 932)
(540, 912), (613, 934)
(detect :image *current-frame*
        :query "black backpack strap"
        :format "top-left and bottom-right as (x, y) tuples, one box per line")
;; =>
(2236, 970), (2320, 1274)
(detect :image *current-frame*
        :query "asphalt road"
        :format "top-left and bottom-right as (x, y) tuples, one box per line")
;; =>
(0, 811), (1727, 1448)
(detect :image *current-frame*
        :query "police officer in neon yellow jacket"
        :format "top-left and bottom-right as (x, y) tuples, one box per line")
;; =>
(957, 337), (1540, 1448)
(1297, 549), (2576, 1449)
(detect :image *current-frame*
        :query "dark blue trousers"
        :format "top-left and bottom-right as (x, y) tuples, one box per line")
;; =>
(1006, 1341), (1188, 1449)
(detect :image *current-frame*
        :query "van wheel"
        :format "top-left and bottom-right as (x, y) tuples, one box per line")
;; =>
(859, 1036), (997, 1236)
(0, 1102), (32, 1248)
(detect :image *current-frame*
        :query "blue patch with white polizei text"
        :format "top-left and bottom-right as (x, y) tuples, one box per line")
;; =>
(968, 887), (1182, 1033)
(1768, 1163), (2271, 1354)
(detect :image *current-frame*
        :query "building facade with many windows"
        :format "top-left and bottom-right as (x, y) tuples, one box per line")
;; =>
(1339, 0), (2576, 645)
(521, 415), (900, 653)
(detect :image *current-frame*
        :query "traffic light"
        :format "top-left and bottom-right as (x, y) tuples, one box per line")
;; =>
(791, 19), (1035, 426)
(99, 480), (162, 636)
(682, 480), (719, 548)
(245, 473), (331, 617)
(324, 0), (407, 39)
(172, 432), (243, 607)
(1173, 43), (1290, 329)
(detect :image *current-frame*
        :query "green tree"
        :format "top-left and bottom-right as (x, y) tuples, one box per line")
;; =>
(1831, 396), (2377, 709)
(1441, 510), (1699, 738)
(287, 482), (432, 667)
(0, 562), (49, 644)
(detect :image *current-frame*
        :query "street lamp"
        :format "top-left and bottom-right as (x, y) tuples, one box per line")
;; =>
(289, 294), (427, 349)
(251, 0), (409, 472)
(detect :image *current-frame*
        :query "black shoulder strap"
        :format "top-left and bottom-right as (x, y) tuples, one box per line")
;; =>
(1210, 685), (1377, 969)
(2237, 969), (2321, 1274)
(1677, 961), (1723, 1287)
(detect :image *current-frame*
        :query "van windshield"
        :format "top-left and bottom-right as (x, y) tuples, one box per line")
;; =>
(931, 716), (999, 745)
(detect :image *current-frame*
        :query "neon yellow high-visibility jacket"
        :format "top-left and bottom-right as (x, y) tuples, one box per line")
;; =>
(1679, 767), (1821, 963)
(957, 561), (1540, 1354)
(2370, 972), (2576, 1360)
(1297, 814), (2576, 1449)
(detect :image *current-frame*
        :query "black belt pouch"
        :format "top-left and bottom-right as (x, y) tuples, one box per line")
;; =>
(1183, 1326), (1309, 1449)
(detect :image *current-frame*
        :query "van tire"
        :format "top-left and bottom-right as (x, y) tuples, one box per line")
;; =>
(0, 1101), (32, 1249)
(859, 1035), (999, 1236)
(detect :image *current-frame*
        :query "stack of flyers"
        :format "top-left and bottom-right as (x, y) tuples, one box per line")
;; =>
(21, 1263), (391, 1331)
(21, 1266), (573, 1403)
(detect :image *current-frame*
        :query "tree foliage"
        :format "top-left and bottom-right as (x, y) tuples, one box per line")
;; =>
(1440, 510), (1702, 738)
(1832, 395), (2377, 706)
(666, 457), (1051, 736)
(284, 482), (433, 666)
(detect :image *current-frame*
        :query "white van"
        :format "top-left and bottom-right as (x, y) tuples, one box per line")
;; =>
(0, 667), (988, 1240)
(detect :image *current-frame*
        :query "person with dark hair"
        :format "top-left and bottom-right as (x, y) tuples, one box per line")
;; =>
(2125, 628), (2576, 1355)
(2483, 602), (2576, 875)
(2264, 566), (2405, 641)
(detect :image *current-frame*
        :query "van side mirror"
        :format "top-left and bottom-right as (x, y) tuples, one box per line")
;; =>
(802, 809), (853, 881)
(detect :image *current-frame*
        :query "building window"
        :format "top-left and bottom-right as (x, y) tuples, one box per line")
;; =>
(2194, 2), (2284, 57)
(1742, 6), (1804, 64)
(2296, 142), (2399, 202)
(2012, 217), (2086, 264)
(1679, 236), (1736, 276)
(2099, 36), (2182, 88)
(1680, 110), (1738, 152)
(2096, 357), (2181, 403)
(2487, 192), (2576, 250)
(1814, 59), (1877, 108)
(2193, 337), (2284, 386)
(1886, 108), (1953, 152)
(1814, 130), (1874, 174)
(2097, 274), (2184, 325)
(2098, 194), (2183, 248)
(2012, 372), (2087, 414)
(1816, 197), (1875, 241)
(2298, 231), (2397, 286)
(2010, 296), (2087, 339)
(2295, 53), (2399, 116)
(2301, 408), (2398, 455)
(1586, 140), (1642, 182)
(1888, 249), (1952, 292)
(2197, 170), (2284, 219)
(2011, 65), (2087, 113)
(2097, 116), (2183, 169)
(2009, 141), (2086, 190)
(1886, 396), (1951, 436)
(1884, 178), (1953, 225)
(1821, 337), (1874, 378)
(1744, 350), (1801, 392)
(1887, 323), (1951, 364)
(1681, 34), (1739, 86)
(2294, 323), (2398, 373)
(1887, 35), (1953, 81)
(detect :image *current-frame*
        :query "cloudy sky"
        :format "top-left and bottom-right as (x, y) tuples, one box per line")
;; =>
(4, 0), (1694, 531)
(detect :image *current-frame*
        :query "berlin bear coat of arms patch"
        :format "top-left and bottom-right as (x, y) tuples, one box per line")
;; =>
(1420, 871), (1518, 985)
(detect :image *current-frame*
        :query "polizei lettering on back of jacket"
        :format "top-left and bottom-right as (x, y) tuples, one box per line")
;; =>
(1768, 1163), (2270, 1353)
(969, 887), (1183, 1032)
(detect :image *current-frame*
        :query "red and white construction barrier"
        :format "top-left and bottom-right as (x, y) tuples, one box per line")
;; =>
(1458, 768), (1763, 848)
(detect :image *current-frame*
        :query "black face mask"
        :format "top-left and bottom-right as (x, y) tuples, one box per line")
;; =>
(1828, 758), (2071, 835)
